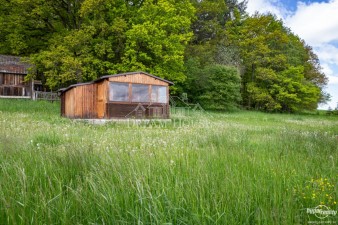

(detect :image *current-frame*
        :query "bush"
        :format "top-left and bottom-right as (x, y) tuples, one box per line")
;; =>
(184, 61), (242, 110)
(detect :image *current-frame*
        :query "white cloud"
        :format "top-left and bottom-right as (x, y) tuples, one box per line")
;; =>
(313, 43), (338, 65)
(286, 0), (338, 46)
(322, 83), (338, 109)
(321, 63), (333, 76)
(247, 0), (338, 46)
(246, 0), (290, 18)
(328, 75), (338, 84)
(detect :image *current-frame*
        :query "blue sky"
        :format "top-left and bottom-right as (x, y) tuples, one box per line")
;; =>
(279, 0), (329, 10)
(246, 0), (338, 110)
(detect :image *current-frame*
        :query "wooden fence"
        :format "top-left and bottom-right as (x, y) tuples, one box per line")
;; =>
(34, 91), (59, 101)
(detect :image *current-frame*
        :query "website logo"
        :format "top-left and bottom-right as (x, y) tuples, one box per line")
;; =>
(307, 205), (337, 220)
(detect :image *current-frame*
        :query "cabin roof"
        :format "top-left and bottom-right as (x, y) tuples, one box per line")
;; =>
(99, 72), (174, 85)
(0, 55), (31, 74)
(58, 71), (174, 93)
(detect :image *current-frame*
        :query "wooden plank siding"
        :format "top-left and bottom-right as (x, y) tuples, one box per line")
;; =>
(0, 73), (26, 85)
(61, 94), (65, 116)
(64, 88), (74, 117)
(108, 73), (169, 86)
(0, 55), (33, 98)
(96, 80), (107, 119)
(0, 73), (31, 97)
(63, 84), (97, 118)
(106, 103), (169, 119)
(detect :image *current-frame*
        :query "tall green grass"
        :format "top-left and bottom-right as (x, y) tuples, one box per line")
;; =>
(0, 99), (337, 224)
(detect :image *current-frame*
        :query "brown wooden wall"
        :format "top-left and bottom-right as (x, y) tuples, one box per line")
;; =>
(61, 94), (65, 116)
(96, 80), (107, 118)
(0, 73), (31, 96)
(106, 103), (170, 119)
(109, 73), (169, 86)
(63, 83), (97, 118)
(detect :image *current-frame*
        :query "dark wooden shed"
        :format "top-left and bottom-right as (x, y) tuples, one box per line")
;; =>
(0, 55), (32, 98)
(0, 55), (43, 99)
(59, 72), (173, 119)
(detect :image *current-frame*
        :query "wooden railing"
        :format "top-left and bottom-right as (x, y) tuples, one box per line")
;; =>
(34, 91), (59, 101)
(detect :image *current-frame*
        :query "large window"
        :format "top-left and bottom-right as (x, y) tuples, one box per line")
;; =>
(109, 82), (167, 103)
(109, 82), (129, 102)
(132, 84), (149, 102)
(151, 85), (167, 103)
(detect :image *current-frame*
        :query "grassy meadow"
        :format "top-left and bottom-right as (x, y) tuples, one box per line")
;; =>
(0, 99), (337, 225)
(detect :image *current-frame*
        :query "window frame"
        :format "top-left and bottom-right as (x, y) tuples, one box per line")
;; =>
(131, 83), (150, 103)
(108, 82), (130, 102)
(108, 81), (168, 104)
(151, 85), (168, 104)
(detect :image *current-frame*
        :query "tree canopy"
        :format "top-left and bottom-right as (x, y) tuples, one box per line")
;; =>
(0, 0), (195, 90)
(0, 0), (330, 112)
(224, 12), (328, 111)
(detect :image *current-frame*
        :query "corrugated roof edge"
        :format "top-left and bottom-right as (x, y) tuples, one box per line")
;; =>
(57, 81), (95, 93)
(57, 71), (174, 93)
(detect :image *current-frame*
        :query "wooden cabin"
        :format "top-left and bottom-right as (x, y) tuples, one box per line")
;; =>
(59, 72), (173, 119)
(0, 55), (42, 99)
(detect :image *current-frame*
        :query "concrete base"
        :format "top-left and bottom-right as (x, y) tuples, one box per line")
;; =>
(73, 118), (172, 125)
(0, 96), (31, 99)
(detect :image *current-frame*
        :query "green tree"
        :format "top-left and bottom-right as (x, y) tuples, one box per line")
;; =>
(30, 27), (103, 90)
(0, 0), (51, 54)
(200, 64), (241, 110)
(247, 66), (320, 112)
(190, 0), (247, 44)
(278, 66), (320, 111)
(226, 13), (328, 112)
(185, 61), (241, 110)
(1, 0), (194, 89)
(182, 0), (246, 110)
(0, 0), (92, 55)
(23, 0), (195, 89)
(116, 0), (195, 85)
